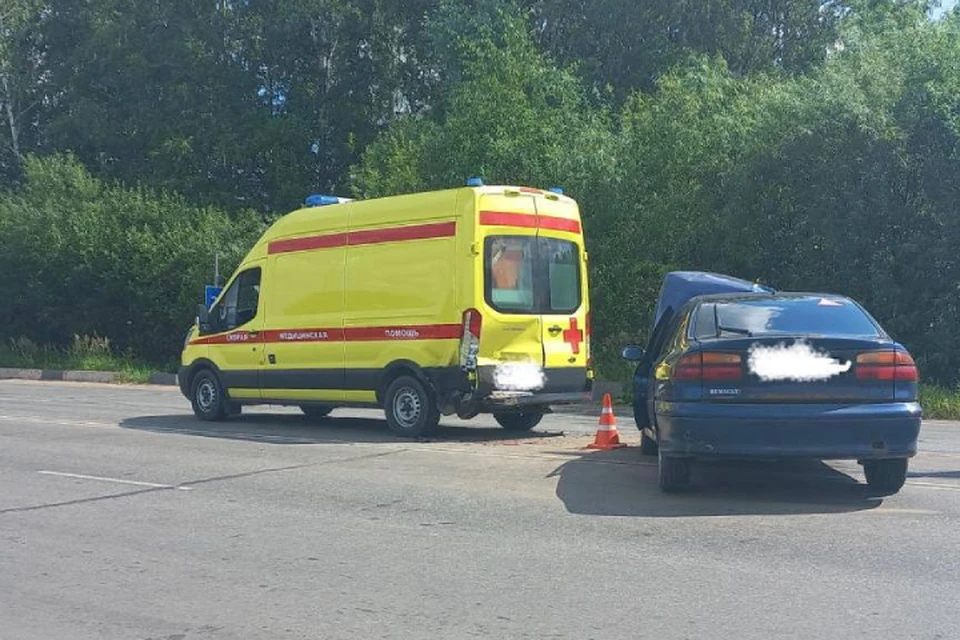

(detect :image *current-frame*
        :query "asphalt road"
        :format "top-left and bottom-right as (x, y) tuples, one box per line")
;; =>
(1, 380), (958, 640)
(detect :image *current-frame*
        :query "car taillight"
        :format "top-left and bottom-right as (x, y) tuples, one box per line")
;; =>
(459, 308), (482, 372)
(673, 352), (742, 382)
(856, 351), (918, 382)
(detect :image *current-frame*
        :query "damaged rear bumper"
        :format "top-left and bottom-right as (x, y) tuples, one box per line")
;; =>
(471, 365), (592, 411)
(481, 390), (592, 409)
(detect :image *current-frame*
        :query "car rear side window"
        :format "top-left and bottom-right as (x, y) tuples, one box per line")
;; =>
(694, 297), (881, 338)
(485, 236), (581, 315)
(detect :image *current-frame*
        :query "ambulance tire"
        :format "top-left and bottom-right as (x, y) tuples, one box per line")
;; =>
(493, 410), (544, 432)
(191, 369), (227, 422)
(384, 375), (440, 438)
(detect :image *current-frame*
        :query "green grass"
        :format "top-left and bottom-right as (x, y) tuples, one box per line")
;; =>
(0, 335), (164, 384)
(919, 384), (960, 421)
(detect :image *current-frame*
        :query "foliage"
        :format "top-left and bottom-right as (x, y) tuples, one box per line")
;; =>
(0, 335), (160, 382)
(1, 0), (959, 387)
(919, 384), (960, 420)
(0, 155), (264, 363)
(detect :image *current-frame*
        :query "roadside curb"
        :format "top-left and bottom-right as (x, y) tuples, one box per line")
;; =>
(0, 368), (178, 386)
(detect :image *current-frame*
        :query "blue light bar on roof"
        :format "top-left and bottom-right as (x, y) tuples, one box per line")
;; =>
(305, 194), (352, 207)
(548, 187), (564, 194)
(465, 176), (484, 187)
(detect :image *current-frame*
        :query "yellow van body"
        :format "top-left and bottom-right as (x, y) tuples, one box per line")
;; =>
(179, 185), (592, 434)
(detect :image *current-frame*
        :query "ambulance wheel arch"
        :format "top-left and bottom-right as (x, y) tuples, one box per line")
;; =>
(382, 373), (441, 437)
(182, 359), (239, 419)
(373, 361), (433, 404)
(189, 365), (228, 421)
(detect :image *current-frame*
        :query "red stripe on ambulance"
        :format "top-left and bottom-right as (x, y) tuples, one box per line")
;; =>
(190, 324), (462, 346)
(478, 211), (581, 234)
(268, 222), (456, 255)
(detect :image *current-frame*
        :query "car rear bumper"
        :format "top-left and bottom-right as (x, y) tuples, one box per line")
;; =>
(656, 401), (922, 460)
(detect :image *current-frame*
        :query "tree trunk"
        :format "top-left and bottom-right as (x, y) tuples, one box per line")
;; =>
(1, 73), (21, 159)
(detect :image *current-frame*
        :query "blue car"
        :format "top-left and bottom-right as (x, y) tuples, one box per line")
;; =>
(622, 272), (922, 494)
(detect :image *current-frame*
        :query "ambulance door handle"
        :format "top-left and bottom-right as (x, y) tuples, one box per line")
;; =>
(548, 325), (562, 336)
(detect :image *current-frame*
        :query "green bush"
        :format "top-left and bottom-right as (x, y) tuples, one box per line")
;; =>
(0, 155), (265, 364)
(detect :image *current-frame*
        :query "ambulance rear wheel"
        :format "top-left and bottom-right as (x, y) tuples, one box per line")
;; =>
(384, 376), (440, 438)
(191, 369), (227, 422)
(494, 410), (544, 432)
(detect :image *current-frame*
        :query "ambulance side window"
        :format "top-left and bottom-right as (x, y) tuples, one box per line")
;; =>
(210, 268), (261, 333)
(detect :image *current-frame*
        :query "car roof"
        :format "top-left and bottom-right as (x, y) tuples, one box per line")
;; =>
(689, 292), (852, 304)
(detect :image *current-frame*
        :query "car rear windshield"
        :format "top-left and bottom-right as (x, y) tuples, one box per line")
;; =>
(693, 297), (881, 338)
(485, 236), (581, 314)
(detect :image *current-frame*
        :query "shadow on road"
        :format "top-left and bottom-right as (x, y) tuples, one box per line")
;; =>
(119, 413), (566, 445)
(550, 448), (885, 517)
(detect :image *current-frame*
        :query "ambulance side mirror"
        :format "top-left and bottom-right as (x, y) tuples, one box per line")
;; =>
(196, 304), (212, 334)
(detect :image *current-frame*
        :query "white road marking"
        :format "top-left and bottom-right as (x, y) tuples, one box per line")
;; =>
(38, 470), (192, 491)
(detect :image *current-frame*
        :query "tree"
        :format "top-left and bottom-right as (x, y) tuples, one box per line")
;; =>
(0, 0), (44, 181)
(531, 0), (846, 98)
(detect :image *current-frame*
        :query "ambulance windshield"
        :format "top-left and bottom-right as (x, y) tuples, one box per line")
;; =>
(485, 236), (581, 314)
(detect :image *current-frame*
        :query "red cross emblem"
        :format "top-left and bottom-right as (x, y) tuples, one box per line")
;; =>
(563, 317), (584, 355)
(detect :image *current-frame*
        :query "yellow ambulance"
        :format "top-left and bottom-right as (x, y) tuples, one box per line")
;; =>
(178, 179), (593, 436)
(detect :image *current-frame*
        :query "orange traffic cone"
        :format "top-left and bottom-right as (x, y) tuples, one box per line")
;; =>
(587, 393), (627, 450)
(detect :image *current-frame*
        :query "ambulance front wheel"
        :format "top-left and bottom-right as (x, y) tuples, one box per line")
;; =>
(191, 369), (227, 422)
(494, 410), (544, 432)
(384, 375), (440, 437)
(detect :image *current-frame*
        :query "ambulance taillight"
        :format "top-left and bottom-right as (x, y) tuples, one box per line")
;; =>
(459, 308), (482, 372)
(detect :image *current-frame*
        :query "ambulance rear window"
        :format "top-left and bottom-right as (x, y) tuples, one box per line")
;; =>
(485, 236), (581, 314)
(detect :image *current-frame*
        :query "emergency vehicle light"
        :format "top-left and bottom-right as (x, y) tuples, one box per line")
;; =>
(466, 176), (484, 187)
(548, 187), (564, 194)
(305, 194), (351, 207)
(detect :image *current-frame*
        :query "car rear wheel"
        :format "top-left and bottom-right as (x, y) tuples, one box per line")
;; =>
(300, 405), (333, 419)
(658, 450), (692, 492)
(191, 369), (227, 422)
(864, 458), (908, 495)
(494, 410), (544, 432)
(384, 376), (440, 438)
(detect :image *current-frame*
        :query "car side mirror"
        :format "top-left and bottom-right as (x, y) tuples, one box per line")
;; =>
(622, 345), (645, 361)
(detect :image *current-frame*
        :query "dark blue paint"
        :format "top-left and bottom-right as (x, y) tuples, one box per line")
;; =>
(627, 271), (922, 463)
(656, 401), (921, 459)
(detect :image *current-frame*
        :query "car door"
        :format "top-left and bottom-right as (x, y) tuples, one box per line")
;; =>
(202, 264), (265, 401)
(634, 308), (686, 429)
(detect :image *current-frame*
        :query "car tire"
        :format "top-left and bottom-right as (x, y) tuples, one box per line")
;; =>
(191, 369), (227, 422)
(864, 458), (908, 495)
(658, 450), (692, 493)
(384, 375), (440, 438)
(494, 410), (544, 432)
(639, 429), (659, 456)
(632, 402), (645, 430)
(300, 405), (333, 419)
